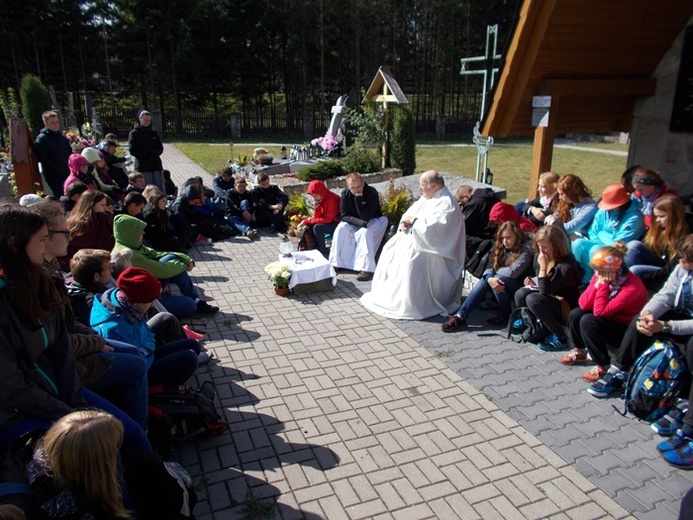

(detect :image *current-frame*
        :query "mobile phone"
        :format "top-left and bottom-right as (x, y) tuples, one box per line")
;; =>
(497, 280), (505, 285)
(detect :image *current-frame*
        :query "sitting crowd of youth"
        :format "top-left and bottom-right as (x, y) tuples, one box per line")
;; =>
(448, 166), (693, 471)
(0, 134), (311, 518)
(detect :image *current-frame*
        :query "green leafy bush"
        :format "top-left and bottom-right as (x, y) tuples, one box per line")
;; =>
(285, 192), (312, 217)
(380, 178), (416, 226)
(296, 160), (345, 181)
(342, 144), (380, 174)
(389, 106), (416, 175)
(20, 74), (51, 136)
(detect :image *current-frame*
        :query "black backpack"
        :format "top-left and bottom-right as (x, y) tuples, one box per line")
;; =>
(506, 306), (548, 344)
(148, 381), (228, 454)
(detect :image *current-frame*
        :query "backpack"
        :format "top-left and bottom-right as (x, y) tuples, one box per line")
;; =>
(506, 306), (548, 344)
(623, 339), (687, 422)
(465, 239), (493, 279)
(148, 381), (228, 454)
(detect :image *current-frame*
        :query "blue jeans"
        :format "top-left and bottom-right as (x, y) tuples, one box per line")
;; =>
(625, 240), (665, 269)
(455, 272), (522, 319)
(0, 389), (152, 453)
(227, 199), (253, 235)
(88, 339), (150, 429)
(159, 254), (199, 301)
(312, 222), (340, 257)
(148, 339), (201, 386)
(158, 293), (197, 318)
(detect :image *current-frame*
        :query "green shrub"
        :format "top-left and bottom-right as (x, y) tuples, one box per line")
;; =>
(285, 192), (312, 217)
(342, 144), (380, 174)
(389, 106), (416, 175)
(296, 160), (345, 181)
(20, 74), (51, 136)
(380, 178), (416, 226)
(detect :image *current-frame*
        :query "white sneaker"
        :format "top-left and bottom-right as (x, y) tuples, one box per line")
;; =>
(198, 351), (212, 364)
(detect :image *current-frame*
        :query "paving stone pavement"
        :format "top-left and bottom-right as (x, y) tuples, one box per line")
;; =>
(161, 144), (690, 519)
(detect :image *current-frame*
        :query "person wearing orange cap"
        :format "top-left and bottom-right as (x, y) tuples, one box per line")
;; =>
(560, 243), (648, 382)
(571, 184), (645, 284)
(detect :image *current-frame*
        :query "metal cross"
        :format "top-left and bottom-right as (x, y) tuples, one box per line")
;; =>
(460, 24), (502, 121)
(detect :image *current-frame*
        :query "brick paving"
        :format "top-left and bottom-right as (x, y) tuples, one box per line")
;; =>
(162, 144), (689, 519)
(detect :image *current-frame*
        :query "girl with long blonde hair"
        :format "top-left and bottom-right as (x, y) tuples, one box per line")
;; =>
(625, 194), (689, 290)
(513, 225), (583, 349)
(28, 410), (130, 519)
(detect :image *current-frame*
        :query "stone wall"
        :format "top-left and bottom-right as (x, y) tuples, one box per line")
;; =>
(280, 168), (404, 197)
(629, 16), (693, 198)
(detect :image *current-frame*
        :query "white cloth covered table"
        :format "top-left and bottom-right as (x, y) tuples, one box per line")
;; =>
(277, 249), (337, 290)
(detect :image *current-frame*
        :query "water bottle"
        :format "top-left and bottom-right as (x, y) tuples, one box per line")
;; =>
(324, 233), (332, 250)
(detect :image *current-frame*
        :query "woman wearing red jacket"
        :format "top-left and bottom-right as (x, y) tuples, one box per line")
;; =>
(560, 242), (648, 383)
(304, 179), (341, 257)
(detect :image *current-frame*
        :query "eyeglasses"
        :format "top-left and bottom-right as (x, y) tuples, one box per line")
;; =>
(49, 229), (71, 239)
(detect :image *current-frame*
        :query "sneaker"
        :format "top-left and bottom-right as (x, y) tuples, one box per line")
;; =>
(245, 229), (258, 239)
(658, 429), (693, 453)
(538, 334), (568, 352)
(196, 300), (219, 314)
(198, 351), (212, 364)
(441, 315), (467, 333)
(182, 324), (204, 340)
(587, 370), (627, 398)
(663, 439), (693, 469)
(652, 400), (689, 437)
(581, 365), (607, 383)
(357, 271), (374, 281)
(560, 348), (588, 365)
(194, 234), (212, 245)
(484, 314), (509, 327)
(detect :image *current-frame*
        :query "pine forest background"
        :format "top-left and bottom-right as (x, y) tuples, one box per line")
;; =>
(1, 0), (522, 139)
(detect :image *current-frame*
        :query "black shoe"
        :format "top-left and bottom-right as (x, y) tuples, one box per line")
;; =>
(196, 300), (219, 314)
(357, 271), (374, 281)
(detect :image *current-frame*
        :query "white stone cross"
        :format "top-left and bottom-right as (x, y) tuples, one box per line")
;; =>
(327, 95), (347, 137)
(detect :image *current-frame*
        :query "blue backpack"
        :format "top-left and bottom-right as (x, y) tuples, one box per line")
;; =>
(624, 339), (687, 422)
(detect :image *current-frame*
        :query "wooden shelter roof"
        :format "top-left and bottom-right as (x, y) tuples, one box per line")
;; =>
(482, 0), (693, 136)
(363, 66), (409, 105)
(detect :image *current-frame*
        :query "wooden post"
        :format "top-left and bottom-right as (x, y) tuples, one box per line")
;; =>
(381, 83), (389, 169)
(528, 97), (558, 199)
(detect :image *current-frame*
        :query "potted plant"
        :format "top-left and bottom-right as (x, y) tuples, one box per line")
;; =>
(264, 262), (293, 296)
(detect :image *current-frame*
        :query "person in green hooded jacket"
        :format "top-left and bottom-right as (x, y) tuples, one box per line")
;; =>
(112, 214), (219, 315)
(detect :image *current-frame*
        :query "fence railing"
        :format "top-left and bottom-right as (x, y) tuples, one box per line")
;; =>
(98, 107), (478, 141)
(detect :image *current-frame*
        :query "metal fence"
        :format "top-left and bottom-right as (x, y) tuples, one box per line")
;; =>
(98, 107), (477, 141)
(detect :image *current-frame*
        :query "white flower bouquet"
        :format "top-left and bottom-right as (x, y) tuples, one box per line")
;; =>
(264, 262), (293, 289)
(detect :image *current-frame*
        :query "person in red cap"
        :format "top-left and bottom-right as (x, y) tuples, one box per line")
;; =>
(90, 267), (202, 386)
(571, 184), (645, 284)
(560, 242), (648, 381)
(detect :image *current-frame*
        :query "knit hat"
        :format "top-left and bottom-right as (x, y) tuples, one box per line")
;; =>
(81, 147), (100, 164)
(116, 267), (161, 303)
(590, 249), (623, 272)
(598, 185), (630, 210)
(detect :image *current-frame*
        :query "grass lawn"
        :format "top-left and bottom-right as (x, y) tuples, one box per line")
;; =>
(171, 140), (627, 203)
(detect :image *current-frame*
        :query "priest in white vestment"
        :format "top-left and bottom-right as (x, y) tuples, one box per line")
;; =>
(360, 170), (466, 320)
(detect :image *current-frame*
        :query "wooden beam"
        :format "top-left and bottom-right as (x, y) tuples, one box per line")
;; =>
(528, 97), (559, 199)
(540, 79), (656, 97)
(482, 0), (558, 136)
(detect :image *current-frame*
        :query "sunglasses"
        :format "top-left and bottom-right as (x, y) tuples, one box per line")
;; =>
(49, 229), (71, 239)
